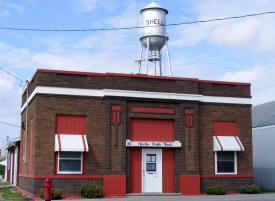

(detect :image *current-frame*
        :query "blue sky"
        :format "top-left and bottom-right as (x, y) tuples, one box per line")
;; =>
(1, 0), (275, 142)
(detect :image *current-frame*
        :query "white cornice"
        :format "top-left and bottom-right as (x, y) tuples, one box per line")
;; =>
(21, 86), (252, 112)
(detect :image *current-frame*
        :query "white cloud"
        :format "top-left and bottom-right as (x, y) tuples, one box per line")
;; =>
(72, 0), (120, 13)
(73, 0), (97, 13)
(0, 1), (24, 17)
(220, 66), (261, 83)
(171, 0), (275, 52)
(0, 73), (22, 140)
(0, 76), (13, 92)
(209, 18), (275, 52)
(0, 10), (11, 16)
(4, 2), (24, 12)
(220, 64), (275, 105)
(0, 42), (35, 69)
(73, 35), (100, 49)
(0, 1), (139, 74)
(39, 37), (64, 53)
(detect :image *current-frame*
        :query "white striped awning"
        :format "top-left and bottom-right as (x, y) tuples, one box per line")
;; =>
(55, 134), (89, 152)
(213, 136), (244, 152)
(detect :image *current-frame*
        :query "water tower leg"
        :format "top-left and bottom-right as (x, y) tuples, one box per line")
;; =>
(138, 44), (143, 74)
(152, 50), (157, 76)
(165, 41), (172, 76)
(159, 50), (162, 76)
(146, 37), (150, 75)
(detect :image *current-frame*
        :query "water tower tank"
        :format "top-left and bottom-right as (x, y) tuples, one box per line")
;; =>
(139, 1), (168, 51)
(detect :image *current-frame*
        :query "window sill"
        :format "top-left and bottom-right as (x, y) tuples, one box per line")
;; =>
(57, 172), (83, 175)
(215, 173), (237, 175)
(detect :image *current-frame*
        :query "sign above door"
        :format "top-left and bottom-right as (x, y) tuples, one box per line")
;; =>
(126, 140), (181, 148)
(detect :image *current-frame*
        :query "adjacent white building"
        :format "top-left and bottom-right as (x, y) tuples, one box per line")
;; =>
(5, 138), (20, 186)
(252, 101), (275, 190)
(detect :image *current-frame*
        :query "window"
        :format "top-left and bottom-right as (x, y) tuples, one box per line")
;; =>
(146, 154), (157, 172)
(215, 151), (237, 174)
(57, 152), (83, 174)
(55, 115), (88, 175)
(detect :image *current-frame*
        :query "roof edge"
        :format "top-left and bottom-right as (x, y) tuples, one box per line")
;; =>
(23, 68), (251, 96)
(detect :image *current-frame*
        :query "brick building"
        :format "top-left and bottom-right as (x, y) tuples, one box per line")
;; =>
(19, 69), (253, 197)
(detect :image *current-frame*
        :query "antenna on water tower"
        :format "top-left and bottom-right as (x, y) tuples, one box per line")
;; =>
(136, 0), (172, 76)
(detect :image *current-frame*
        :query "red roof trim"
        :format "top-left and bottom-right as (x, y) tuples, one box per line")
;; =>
(24, 69), (251, 92)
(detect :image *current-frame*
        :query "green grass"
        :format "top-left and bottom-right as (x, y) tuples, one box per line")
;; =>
(0, 182), (9, 186)
(0, 188), (31, 200)
(261, 190), (275, 194)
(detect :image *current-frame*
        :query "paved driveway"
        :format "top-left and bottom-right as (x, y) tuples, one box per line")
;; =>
(63, 194), (275, 201)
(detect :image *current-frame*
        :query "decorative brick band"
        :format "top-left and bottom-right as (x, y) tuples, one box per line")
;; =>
(131, 107), (175, 114)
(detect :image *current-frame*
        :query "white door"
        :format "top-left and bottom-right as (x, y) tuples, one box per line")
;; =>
(10, 152), (13, 184)
(13, 147), (18, 186)
(142, 149), (162, 193)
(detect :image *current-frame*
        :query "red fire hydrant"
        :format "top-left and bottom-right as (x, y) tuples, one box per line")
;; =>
(43, 178), (53, 201)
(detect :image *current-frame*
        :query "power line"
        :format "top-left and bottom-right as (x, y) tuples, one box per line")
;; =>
(0, 11), (274, 32)
(168, 11), (275, 26)
(0, 67), (24, 87)
(0, 120), (20, 128)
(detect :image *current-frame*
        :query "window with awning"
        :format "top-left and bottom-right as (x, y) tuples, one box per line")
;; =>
(213, 136), (244, 174)
(213, 136), (244, 152)
(213, 121), (244, 175)
(55, 134), (89, 152)
(55, 115), (88, 174)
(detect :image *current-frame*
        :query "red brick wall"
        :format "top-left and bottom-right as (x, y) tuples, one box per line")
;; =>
(33, 95), (107, 176)
(199, 103), (253, 175)
(20, 97), (37, 176)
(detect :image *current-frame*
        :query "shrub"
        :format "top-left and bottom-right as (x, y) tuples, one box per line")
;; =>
(206, 185), (226, 195)
(239, 184), (261, 194)
(40, 188), (63, 200)
(80, 183), (103, 198)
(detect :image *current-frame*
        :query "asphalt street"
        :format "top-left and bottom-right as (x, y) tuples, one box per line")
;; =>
(60, 194), (275, 201)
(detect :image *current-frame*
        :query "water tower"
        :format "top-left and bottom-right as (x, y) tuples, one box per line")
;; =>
(136, 0), (172, 76)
